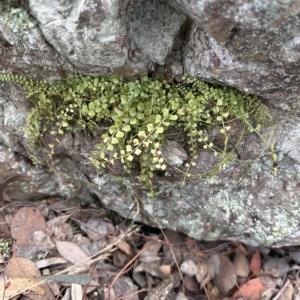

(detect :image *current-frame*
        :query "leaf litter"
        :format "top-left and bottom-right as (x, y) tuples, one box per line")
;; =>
(1, 192), (300, 299)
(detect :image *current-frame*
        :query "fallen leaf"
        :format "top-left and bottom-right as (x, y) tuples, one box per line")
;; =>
(162, 229), (184, 265)
(260, 288), (278, 300)
(184, 236), (202, 254)
(183, 275), (199, 292)
(7, 257), (40, 278)
(11, 207), (47, 247)
(236, 243), (249, 256)
(211, 255), (236, 296)
(80, 218), (114, 240)
(281, 281), (293, 300)
(117, 241), (133, 256)
(36, 257), (68, 269)
(195, 256), (217, 288)
(56, 241), (89, 265)
(113, 250), (127, 267)
(26, 283), (55, 300)
(232, 277), (266, 300)
(233, 249), (250, 277)
(0, 277), (45, 299)
(42, 269), (61, 297)
(139, 235), (162, 263)
(47, 214), (71, 232)
(71, 283), (82, 300)
(260, 274), (282, 289)
(53, 222), (73, 240)
(6, 257), (55, 300)
(41, 274), (93, 285)
(134, 260), (163, 278)
(250, 250), (261, 273)
(110, 276), (138, 300)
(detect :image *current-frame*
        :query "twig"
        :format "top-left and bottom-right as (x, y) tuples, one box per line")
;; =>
(272, 278), (290, 300)
(104, 241), (160, 300)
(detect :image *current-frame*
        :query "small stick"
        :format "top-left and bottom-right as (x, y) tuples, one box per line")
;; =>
(272, 279), (291, 300)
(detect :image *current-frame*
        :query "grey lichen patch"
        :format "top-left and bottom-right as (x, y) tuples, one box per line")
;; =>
(129, 0), (186, 64)
(95, 143), (300, 247)
(0, 1), (39, 47)
(245, 194), (300, 245)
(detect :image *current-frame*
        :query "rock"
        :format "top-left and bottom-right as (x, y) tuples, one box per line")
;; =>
(161, 140), (188, 168)
(263, 258), (291, 278)
(173, 0), (300, 102)
(1, 0), (300, 248)
(289, 251), (300, 264)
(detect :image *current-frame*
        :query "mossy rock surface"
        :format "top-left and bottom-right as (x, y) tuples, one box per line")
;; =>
(0, 72), (273, 194)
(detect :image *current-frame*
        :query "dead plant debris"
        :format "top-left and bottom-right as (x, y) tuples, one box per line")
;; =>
(0, 194), (300, 300)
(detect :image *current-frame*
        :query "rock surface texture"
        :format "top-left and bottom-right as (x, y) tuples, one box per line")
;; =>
(1, 0), (300, 247)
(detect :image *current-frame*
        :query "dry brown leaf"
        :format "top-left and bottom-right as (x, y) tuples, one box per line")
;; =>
(85, 279), (98, 294)
(6, 257), (55, 299)
(250, 250), (261, 273)
(184, 236), (202, 254)
(281, 281), (293, 300)
(109, 276), (139, 300)
(211, 254), (236, 296)
(71, 283), (82, 300)
(7, 257), (41, 278)
(117, 241), (133, 256)
(80, 218), (114, 240)
(0, 277), (45, 299)
(233, 249), (250, 277)
(26, 283), (55, 300)
(56, 241), (89, 265)
(36, 257), (68, 269)
(183, 275), (199, 292)
(162, 229), (184, 265)
(232, 277), (266, 300)
(11, 207), (47, 247)
(237, 243), (249, 256)
(134, 260), (163, 278)
(196, 257), (216, 288)
(139, 235), (162, 263)
(113, 250), (127, 267)
(46, 214), (71, 234)
(43, 269), (61, 297)
(61, 287), (71, 300)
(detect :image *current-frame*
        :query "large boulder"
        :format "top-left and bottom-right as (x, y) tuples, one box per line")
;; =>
(0, 0), (300, 247)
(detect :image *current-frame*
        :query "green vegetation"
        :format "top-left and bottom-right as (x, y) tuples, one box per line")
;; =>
(0, 238), (11, 258)
(0, 73), (272, 194)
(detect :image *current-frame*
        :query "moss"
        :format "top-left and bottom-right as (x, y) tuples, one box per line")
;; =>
(0, 72), (272, 194)
(0, 238), (11, 258)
